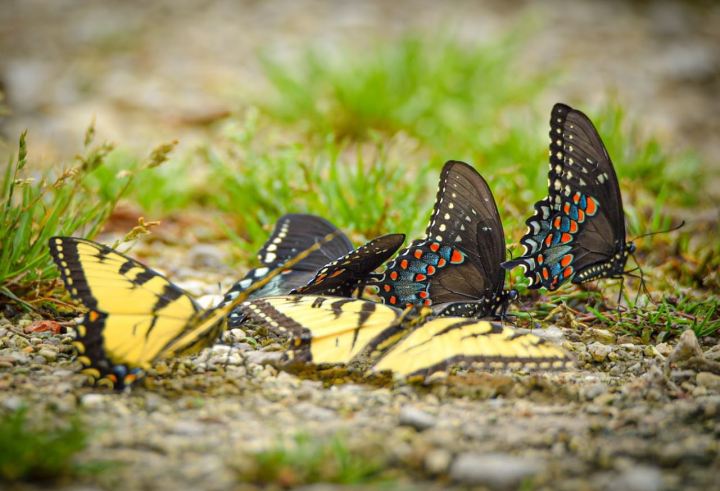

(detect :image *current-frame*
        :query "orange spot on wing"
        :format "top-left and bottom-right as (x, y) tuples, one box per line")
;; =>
(418, 291), (428, 299)
(329, 269), (345, 278)
(383, 284), (391, 292)
(437, 258), (446, 268)
(542, 267), (549, 280)
(450, 250), (463, 264)
(562, 267), (573, 278)
(400, 259), (408, 270)
(561, 233), (572, 244)
(573, 192), (581, 204)
(430, 242), (440, 252)
(427, 265), (436, 275)
(553, 216), (561, 228)
(563, 202), (571, 214)
(537, 254), (544, 264)
(585, 197), (597, 215)
(560, 255), (572, 267)
(389, 296), (397, 305)
(577, 209), (585, 222)
(414, 249), (423, 259)
(415, 274), (426, 282)
(569, 221), (578, 233)
(423, 299), (432, 306)
(88, 311), (99, 322)
(545, 234), (553, 247)
(389, 271), (398, 281)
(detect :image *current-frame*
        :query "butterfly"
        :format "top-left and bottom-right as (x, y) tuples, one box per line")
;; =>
(224, 214), (353, 326)
(368, 160), (516, 318)
(501, 103), (635, 290)
(240, 295), (572, 377)
(48, 234), (335, 388)
(291, 233), (406, 297)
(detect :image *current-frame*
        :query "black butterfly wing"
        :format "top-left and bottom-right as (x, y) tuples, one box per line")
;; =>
(292, 234), (406, 297)
(502, 103), (628, 289)
(226, 214), (354, 299)
(372, 161), (507, 315)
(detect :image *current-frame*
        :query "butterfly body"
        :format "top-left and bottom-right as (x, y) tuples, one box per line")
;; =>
(502, 103), (634, 290)
(369, 161), (514, 319)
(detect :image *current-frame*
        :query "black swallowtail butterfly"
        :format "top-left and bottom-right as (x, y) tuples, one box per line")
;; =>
(501, 103), (635, 289)
(368, 161), (516, 318)
(226, 214), (353, 326)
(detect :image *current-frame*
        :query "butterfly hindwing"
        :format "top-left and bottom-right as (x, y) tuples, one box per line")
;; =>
(240, 295), (407, 366)
(371, 317), (572, 377)
(371, 161), (511, 317)
(502, 103), (633, 289)
(292, 234), (406, 297)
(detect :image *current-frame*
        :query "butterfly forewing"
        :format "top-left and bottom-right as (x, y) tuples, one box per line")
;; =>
(292, 234), (405, 297)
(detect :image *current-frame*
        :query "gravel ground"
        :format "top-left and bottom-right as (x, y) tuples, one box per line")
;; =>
(2, 242), (720, 490)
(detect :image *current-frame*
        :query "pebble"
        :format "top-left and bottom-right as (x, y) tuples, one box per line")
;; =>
(696, 372), (720, 391)
(581, 382), (609, 401)
(424, 449), (451, 474)
(38, 347), (58, 362)
(588, 342), (612, 362)
(589, 328), (616, 344)
(398, 406), (436, 431)
(81, 393), (106, 407)
(669, 330), (703, 363)
(450, 452), (544, 488)
(613, 465), (663, 491)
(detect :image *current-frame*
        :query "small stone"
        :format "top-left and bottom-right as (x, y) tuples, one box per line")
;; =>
(669, 330), (703, 363)
(244, 351), (283, 366)
(588, 342), (612, 362)
(589, 328), (616, 344)
(581, 382), (608, 401)
(81, 393), (106, 407)
(424, 449), (451, 474)
(188, 244), (226, 270)
(613, 465), (662, 491)
(696, 372), (720, 391)
(644, 345), (663, 359)
(38, 348), (58, 362)
(450, 452), (543, 487)
(655, 342), (672, 357)
(398, 406), (436, 431)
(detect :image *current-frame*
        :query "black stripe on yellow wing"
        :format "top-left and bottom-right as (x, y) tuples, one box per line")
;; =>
(49, 236), (202, 387)
(49, 232), (342, 388)
(240, 295), (408, 367)
(371, 318), (572, 377)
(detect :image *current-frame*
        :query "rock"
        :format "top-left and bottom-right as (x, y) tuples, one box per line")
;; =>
(655, 343), (673, 357)
(37, 347), (58, 362)
(81, 393), (106, 407)
(424, 449), (451, 474)
(581, 382), (608, 401)
(244, 351), (283, 366)
(669, 330), (703, 363)
(613, 465), (663, 491)
(696, 372), (720, 391)
(589, 328), (616, 344)
(2, 396), (25, 411)
(398, 406), (436, 431)
(449, 452), (543, 487)
(588, 342), (612, 362)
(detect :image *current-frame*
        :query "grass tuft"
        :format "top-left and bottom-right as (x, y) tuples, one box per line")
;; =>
(240, 432), (388, 487)
(0, 408), (89, 482)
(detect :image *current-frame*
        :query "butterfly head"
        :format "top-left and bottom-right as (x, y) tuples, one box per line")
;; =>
(626, 242), (636, 255)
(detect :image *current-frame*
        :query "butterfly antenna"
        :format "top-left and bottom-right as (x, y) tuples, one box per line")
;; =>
(630, 220), (685, 242)
(627, 251), (654, 305)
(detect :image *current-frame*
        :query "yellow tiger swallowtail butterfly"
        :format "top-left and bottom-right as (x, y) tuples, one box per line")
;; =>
(240, 295), (572, 377)
(48, 234), (337, 388)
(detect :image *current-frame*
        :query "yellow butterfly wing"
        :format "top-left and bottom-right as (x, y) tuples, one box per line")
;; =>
(372, 318), (572, 377)
(241, 295), (407, 365)
(49, 237), (202, 385)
